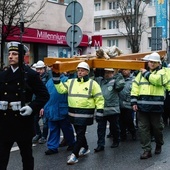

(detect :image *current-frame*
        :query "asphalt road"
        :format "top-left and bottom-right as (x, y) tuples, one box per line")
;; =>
(7, 123), (170, 170)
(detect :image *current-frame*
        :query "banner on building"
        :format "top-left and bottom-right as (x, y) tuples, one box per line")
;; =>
(155, 0), (167, 38)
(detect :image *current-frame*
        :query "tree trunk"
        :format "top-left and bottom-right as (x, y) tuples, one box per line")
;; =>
(0, 35), (5, 69)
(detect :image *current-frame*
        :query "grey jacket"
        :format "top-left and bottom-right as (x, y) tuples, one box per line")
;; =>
(95, 73), (125, 116)
(119, 73), (134, 109)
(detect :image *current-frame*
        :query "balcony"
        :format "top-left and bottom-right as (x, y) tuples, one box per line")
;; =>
(94, 28), (128, 37)
(94, 9), (121, 19)
(94, 8), (145, 19)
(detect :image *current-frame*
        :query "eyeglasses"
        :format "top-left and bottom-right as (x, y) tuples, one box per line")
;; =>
(8, 52), (19, 56)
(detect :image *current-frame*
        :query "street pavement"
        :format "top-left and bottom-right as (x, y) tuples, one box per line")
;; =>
(7, 122), (170, 170)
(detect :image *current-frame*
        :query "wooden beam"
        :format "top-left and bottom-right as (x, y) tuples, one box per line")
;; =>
(44, 50), (165, 73)
(92, 59), (147, 70)
(114, 50), (166, 60)
(44, 57), (80, 67)
(52, 60), (84, 73)
(72, 50), (166, 60)
(48, 58), (146, 73)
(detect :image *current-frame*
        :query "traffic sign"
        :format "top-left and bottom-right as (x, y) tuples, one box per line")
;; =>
(65, 1), (83, 24)
(66, 25), (83, 48)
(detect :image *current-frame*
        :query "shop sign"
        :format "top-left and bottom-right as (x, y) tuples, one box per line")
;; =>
(5, 26), (88, 46)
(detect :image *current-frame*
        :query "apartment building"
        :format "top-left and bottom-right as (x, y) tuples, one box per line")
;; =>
(5, 0), (94, 64)
(94, 0), (167, 55)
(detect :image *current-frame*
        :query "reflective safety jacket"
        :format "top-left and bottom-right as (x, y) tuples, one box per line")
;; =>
(131, 67), (168, 113)
(163, 67), (170, 91)
(55, 76), (104, 125)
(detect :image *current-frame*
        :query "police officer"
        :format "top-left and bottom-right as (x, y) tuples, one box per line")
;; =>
(0, 41), (49, 170)
(131, 53), (167, 159)
(52, 61), (104, 165)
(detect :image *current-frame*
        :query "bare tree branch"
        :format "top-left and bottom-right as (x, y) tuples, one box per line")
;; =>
(0, 0), (46, 68)
(117, 0), (148, 53)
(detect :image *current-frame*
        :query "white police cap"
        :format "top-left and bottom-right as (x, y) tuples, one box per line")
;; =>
(7, 41), (29, 53)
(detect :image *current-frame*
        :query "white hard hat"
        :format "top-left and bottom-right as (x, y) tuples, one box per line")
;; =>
(32, 63), (37, 68)
(36, 60), (46, 68)
(104, 68), (114, 71)
(77, 62), (90, 71)
(141, 54), (150, 61)
(148, 52), (161, 64)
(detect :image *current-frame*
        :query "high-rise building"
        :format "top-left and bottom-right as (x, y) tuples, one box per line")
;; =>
(94, 0), (167, 55)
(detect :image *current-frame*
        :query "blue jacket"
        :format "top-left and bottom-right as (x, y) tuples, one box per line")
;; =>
(44, 75), (68, 121)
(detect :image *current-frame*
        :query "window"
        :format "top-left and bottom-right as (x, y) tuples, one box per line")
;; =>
(148, 17), (156, 27)
(48, 0), (71, 5)
(108, 1), (119, 9)
(126, 39), (131, 49)
(149, 0), (156, 6)
(94, 22), (100, 31)
(94, 3), (101, 11)
(127, 0), (134, 9)
(148, 37), (151, 48)
(107, 39), (118, 47)
(108, 20), (119, 29)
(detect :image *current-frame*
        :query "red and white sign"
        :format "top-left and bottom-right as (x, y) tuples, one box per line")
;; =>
(6, 26), (89, 47)
(91, 35), (102, 47)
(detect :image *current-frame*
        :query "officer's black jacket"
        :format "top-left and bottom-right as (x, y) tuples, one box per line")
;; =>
(0, 65), (50, 141)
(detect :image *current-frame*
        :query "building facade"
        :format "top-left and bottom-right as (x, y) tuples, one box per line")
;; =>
(94, 0), (168, 55)
(5, 0), (95, 65)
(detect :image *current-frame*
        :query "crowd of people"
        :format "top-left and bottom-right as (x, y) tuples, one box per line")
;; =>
(0, 41), (170, 169)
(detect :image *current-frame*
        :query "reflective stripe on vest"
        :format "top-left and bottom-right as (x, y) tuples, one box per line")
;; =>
(138, 100), (164, 105)
(68, 112), (94, 118)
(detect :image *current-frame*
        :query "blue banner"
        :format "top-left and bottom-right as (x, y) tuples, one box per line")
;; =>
(156, 0), (168, 38)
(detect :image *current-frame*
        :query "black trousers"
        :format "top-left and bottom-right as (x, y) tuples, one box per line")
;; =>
(0, 139), (34, 170)
(119, 108), (136, 138)
(97, 115), (120, 146)
(72, 125), (88, 158)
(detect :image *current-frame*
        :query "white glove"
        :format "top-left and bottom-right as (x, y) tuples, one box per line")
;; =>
(20, 106), (33, 116)
(0, 101), (8, 110)
(10, 101), (21, 111)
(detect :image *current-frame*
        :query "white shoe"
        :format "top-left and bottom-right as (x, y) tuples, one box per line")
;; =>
(79, 147), (90, 157)
(67, 153), (78, 165)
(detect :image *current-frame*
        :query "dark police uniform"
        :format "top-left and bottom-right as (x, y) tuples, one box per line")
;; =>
(0, 65), (49, 169)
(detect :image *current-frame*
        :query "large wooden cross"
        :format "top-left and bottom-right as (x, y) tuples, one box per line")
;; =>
(44, 50), (166, 73)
